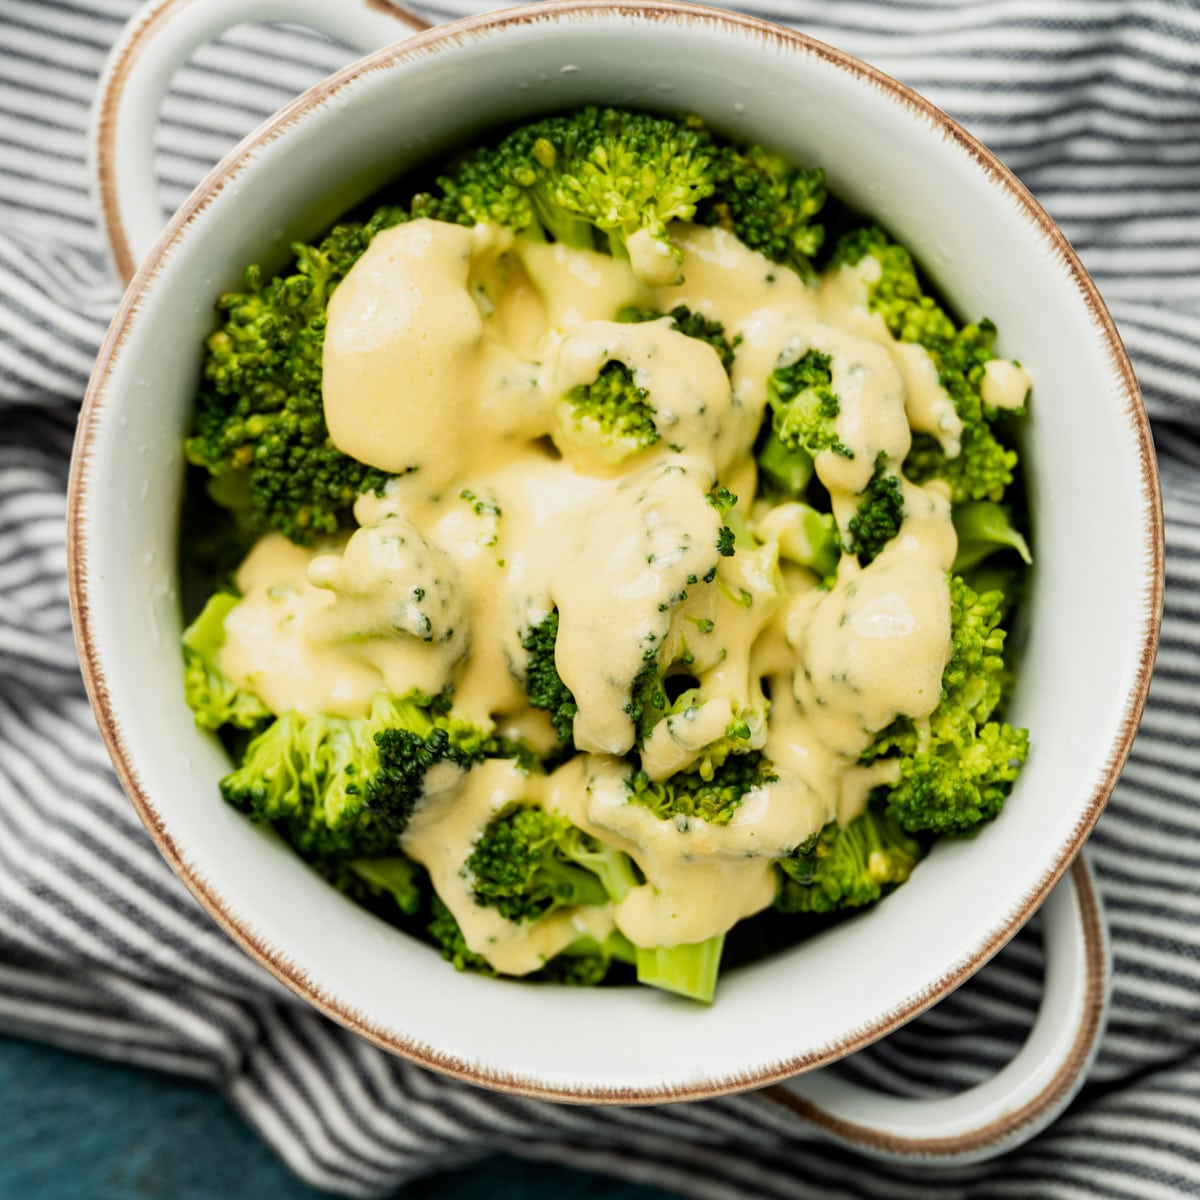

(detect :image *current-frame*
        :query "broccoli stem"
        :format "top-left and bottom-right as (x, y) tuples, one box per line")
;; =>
(635, 934), (726, 1004)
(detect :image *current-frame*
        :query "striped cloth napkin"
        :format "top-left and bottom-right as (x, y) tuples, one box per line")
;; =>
(3, 0), (1199, 1195)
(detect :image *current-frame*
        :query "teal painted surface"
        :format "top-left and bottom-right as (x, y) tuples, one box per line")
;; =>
(0, 1036), (683, 1200)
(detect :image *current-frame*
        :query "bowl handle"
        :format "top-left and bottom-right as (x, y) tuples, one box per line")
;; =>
(753, 854), (1110, 1164)
(89, 0), (431, 283)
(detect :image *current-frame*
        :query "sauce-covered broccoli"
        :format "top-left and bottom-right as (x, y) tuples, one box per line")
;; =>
(180, 106), (1032, 1003)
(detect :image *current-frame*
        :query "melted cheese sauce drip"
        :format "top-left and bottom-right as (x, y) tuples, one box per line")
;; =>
(219, 216), (1025, 968)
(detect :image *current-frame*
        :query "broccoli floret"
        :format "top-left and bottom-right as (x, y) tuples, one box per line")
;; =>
(755, 431), (814, 499)
(545, 933), (637, 987)
(697, 141), (826, 279)
(627, 751), (776, 827)
(952, 501), (1033, 573)
(767, 502), (841, 582)
(318, 855), (425, 917)
(428, 896), (635, 986)
(524, 611), (697, 751)
(520, 610), (578, 744)
(220, 690), (494, 860)
(470, 802), (726, 1001)
(708, 484), (738, 559)
(467, 803), (638, 922)
(766, 349), (854, 460)
(830, 225), (1018, 503)
(624, 659), (670, 745)
(888, 722), (1029, 836)
(435, 804), (640, 985)
(562, 360), (659, 451)
(428, 895), (496, 975)
(186, 210), (407, 543)
(644, 686), (768, 780)
(430, 107), (719, 282)
(181, 592), (271, 732)
(776, 804), (923, 914)
(866, 576), (1029, 836)
(844, 453), (904, 564)
(619, 305), (739, 375)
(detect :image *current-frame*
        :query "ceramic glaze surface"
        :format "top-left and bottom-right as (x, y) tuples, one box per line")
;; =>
(71, 2), (1159, 1102)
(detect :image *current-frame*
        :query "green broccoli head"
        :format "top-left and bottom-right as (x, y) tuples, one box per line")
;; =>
(543, 934), (637, 987)
(708, 484), (739, 559)
(755, 431), (815, 499)
(865, 575), (1029, 836)
(219, 690), (493, 860)
(316, 855), (425, 918)
(775, 803), (923, 914)
(428, 894), (496, 975)
(520, 609), (578, 744)
(467, 803), (638, 923)
(638, 684), (768, 782)
(619, 305), (739, 376)
(186, 210), (407, 544)
(830, 225), (1019, 504)
(697, 141), (826, 279)
(844, 453), (904, 564)
(627, 751), (777, 828)
(431, 107), (719, 282)
(952, 501), (1033, 574)
(562, 359), (659, 452)
(181, 592), (271, 732)
(887, 722), (1029, 836)
(766, 349), (854, 461)
(427, 895), (635, 986)
(624, 658), (670, 746)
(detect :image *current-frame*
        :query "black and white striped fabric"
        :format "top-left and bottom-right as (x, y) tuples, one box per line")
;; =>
(3, 0), (1199, 1195)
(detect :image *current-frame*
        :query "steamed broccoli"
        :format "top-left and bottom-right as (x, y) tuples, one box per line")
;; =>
(697, 141), (826, 279)
(756, 431), (815, 499)
(709, 484), (739, 558)
(428, 895), (636, 986)
(619, 305), (739, 375)
(429, 107), (719, 281)
(181, 592), (271, 732)
(627, 751), (776, 828)
(776, 804), (923, 914)
(888, 722), (1029, 836)
(766, 502), (841, 581)
(220, 690), (495, 860)
(635, 936), (726, 1004)
(844, 453), (904, 564)
(428, 895), (495, 974)
(520, 610), (578, 743)
(317, 855), (424, 918)
(625, 659), (670, 745)
(562, 360), (659, 451)
(522, 610), (677, 751)
(952, 501), (1033, 573)
(466, 801), (725, 1001)
(467, 803), (639, 922)
(765, 349), (854, 460)
(865, 575), (1029, 836)
(829, 225), (1018, 503)
(182, 107), (1033, 1003)
(186, 209), (407, 543)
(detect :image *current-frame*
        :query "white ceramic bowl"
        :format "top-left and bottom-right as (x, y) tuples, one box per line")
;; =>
(70, 0), (1160, 1144)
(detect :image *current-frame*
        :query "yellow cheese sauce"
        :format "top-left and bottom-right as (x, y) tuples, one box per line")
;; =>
(219, 216), (1026, 972)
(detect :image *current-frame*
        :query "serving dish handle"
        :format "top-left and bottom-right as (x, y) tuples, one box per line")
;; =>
(90, 0), (1112, 1162)
(89, 0), (431, 283)
(755, 855), (1110, 1164)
